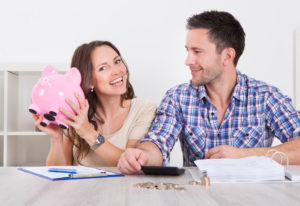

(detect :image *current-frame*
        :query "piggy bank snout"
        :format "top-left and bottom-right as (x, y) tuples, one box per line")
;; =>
(28, 104), (40, 114)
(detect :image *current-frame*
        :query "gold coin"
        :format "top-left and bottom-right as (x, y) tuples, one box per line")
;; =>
(188, 181), (200, 185)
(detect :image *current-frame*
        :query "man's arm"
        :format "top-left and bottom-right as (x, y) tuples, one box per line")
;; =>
(117, 141), (163, 174)
(206, 137), (300, 164)
(206, 87), (300, 164)
(118, 89), (184, 174)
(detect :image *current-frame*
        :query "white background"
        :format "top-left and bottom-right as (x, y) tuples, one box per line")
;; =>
(1, 0), (300, 166)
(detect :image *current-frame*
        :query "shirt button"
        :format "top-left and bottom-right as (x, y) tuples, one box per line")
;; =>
(189, 132), (193, 136)
(211, 112), (214, 116)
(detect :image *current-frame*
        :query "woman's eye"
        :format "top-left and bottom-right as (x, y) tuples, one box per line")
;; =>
(99, 66), (106, 71)
(115, 59), (121, 64)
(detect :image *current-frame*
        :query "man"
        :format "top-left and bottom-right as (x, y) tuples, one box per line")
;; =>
(117, 10), (300, 174)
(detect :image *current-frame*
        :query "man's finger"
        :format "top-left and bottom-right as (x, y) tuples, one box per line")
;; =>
(205, 147), (219, 159)
(207, 152), (223, 159)
(126, 150), (142, 170)
(118, 152), (140, 174)
(136, 151), (148, 166)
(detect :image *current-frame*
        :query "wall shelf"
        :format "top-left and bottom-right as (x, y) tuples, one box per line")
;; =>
(0, 63), (68, 166)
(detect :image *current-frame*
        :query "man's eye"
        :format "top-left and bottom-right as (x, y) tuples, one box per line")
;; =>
(195, 51), (202, 54)
(115, 59), (121, 64)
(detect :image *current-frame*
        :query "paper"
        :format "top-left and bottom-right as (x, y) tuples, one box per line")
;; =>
(18, 165), (123, 181)
(285, 165), (300, 181)
(194, 156), (286, 183)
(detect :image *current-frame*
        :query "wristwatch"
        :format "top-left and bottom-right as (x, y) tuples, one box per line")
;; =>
(91, 133), (105, 150)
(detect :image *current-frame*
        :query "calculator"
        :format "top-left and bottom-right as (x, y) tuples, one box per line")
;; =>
(141, 166), (185, 176)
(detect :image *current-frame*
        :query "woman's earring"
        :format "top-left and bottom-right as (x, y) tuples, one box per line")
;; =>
(89, 88), (94, 93)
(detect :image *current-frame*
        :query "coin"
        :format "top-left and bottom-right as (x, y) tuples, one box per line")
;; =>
(133, 182), (186, 191)
(188, 180), (200, 185)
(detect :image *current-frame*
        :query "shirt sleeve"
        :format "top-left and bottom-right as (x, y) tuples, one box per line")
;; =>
(139, 92), (183, 165)
(265, 89), (300, 142)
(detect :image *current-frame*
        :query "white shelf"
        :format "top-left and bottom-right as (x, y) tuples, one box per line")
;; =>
(0, 62), (69, 71)
(0, 71), (3, 132)
(7, 132), (47, 136)
(0, 63), (67, 167)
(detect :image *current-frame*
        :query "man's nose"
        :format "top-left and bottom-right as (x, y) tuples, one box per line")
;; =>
(185, 52), (196, 66)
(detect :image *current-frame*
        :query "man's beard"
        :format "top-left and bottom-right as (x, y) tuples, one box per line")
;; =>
(192, 67), (222, 86)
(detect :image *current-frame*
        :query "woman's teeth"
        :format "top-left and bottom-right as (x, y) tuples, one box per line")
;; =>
(110, 77), (123, 85)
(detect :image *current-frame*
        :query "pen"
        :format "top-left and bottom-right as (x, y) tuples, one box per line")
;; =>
(48, 168), (77, 174)
(69, 171), (108, 178)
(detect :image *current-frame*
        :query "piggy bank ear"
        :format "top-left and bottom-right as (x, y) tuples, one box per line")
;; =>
(42, 65), (59, 77)
(67, 67), (82, 84)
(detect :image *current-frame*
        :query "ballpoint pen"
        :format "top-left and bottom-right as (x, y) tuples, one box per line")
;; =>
(69, 171), (108, 178)
(48, 168), (77, 174)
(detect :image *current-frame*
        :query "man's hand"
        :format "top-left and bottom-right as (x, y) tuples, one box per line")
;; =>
(117, 148), (149, 174)
(205, 145), (246, 159)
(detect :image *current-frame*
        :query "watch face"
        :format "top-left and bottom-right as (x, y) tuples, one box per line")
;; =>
(91, 134), (105, 150)
(96, 134), (104, 143)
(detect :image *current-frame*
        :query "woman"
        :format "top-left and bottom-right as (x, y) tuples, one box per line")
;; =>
(34, 40), (156, 166)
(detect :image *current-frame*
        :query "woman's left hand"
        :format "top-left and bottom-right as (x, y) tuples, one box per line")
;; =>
(60, 93), (95, 139)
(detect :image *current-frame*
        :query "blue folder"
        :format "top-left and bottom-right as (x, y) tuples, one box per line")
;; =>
(18, 165), (124, 181)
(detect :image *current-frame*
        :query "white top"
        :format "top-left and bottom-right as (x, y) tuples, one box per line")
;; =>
(73, 98), (157, 166)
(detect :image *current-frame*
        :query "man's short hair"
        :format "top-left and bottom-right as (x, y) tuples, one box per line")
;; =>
(187, 11), (245, 66)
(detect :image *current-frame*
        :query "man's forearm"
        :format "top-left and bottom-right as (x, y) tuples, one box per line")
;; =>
(138, 141), (163, 166)
(273, 138), (300, 164)
(242, 138), (300, 165)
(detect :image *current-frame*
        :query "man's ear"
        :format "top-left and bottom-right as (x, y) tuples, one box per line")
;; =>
(221, 47), (236, 67)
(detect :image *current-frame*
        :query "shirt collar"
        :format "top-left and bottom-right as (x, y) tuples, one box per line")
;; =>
(231, 70), (246, 101)
(188, 81), (208, 102)
(188, 70), (246, 102)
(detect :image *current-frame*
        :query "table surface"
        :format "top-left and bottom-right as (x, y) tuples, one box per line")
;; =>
(1, 167), (300, 206)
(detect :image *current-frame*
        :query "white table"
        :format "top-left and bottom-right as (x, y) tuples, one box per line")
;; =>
(0, 167), (300, 206)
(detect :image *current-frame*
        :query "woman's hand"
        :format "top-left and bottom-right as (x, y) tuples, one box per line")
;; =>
(32, 114), (63, 140)
(60, 93), (95, 139)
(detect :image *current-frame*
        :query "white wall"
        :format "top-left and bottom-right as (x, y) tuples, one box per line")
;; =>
(296, 28), (300, 109)
(1, 0), (300, 166)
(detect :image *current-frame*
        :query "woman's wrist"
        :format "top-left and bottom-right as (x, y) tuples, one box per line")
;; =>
(82, 129), (98, 146)
(50, 135), (63, 145)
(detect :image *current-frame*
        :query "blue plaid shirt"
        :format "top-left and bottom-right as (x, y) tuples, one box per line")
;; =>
(140, 71), (300, 166)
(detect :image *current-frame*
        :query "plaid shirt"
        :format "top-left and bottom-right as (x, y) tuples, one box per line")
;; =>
(140, 71), (300, 166)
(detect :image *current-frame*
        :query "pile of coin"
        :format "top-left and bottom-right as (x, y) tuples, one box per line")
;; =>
(133, 182), (186, 191)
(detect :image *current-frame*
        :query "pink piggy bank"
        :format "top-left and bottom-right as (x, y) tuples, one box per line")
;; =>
(29, 65), (85, 129)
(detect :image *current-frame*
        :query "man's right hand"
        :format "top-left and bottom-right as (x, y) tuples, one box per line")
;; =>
(117, 148), (149, 174)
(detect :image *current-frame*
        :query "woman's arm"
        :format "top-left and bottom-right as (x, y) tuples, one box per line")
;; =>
(46, 133), (73, 166)
(33, 114), (73, 166)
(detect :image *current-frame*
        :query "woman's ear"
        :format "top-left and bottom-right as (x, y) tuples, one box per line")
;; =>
(221, 47), (236, 67)
(88, 85), (95, 93)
